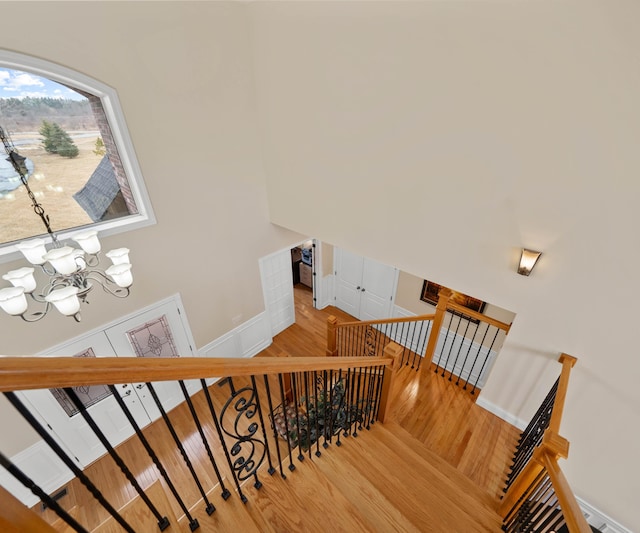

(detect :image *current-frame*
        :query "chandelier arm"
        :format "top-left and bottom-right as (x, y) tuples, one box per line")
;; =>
(19, 302), (52, 322)
(84, 271), (131, 298)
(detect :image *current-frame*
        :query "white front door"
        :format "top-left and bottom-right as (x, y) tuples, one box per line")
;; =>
(20, 296), (198, 468)
(334, 248), (398, 321)
(19, 334), (152, 467)
(260, 249), (295, 336)
(104, 300), (197, 415)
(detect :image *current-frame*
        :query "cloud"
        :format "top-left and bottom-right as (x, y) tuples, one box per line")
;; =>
(0, 70), (45, 90)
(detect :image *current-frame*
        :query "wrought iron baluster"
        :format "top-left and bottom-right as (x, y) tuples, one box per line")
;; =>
(456, 321), (480, 386)
(417, 320), (432, 370)
(470, 327), (500, 395)
(442, 314), (463, 377)
(262, 375), (286, 479)
(322, 370), (330, 448)
(463, 323), (490, 391)
(435, 313), (455, 373)
(3, 392), (135, 533)
(218, 377), (268, 490)
(354, 367), (363, 434)
(449, 317), (471, 381)
(413, 319), (425, 369)
(0, 452), (88, 533)
(275, 373), (296, 473)
(64, 387), (170, 530)
(178, 380), (230, 502)
(145, 382), (214, 517)
(290, 372), (304, 462)
(108, 385), (196, 531)
(334, 369), (343, 447)
(313, 371), (322, 457)
(373, 364), (385, 421)
(199, 379), (249, 503)
(249, 375), (276, 478)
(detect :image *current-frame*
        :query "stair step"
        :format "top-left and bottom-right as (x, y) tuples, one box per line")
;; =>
(92, 480), (179, 533)
(321, 424), (503, 532)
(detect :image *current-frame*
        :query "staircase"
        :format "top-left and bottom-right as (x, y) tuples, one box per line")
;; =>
(91, 421), (502, 532)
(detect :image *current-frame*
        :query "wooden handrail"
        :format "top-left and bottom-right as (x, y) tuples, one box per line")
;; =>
(445, 301), (512, 332)
(0, 355), (392, 392)
(549, 352), (577, 434)
(333, 313), (436, 329)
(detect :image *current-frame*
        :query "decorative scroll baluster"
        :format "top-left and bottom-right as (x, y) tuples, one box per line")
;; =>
(276, 373), (296, 472)
(218, 377), (268, 490)
(64, 387), (171, 531)
(0, 452), (88, 533)
(178, 380), (231, 501)
(108, 385), (199, 531)
(3, 392), (135, 533)
(199, 379), (249, 503)
(249, 375), (276, 477)
(262, 375), (286, 479)
(146, 382), (214, 519)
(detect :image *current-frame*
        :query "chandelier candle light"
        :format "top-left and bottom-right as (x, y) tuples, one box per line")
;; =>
(0, 127), (133, 322)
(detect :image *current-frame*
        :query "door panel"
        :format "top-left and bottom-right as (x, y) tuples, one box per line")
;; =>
(334, 248), (397, 321)
(260, 250), (295, 336)
(359, 258), (397, 322)
(334, 248), (363, 318)
(20, 334), (151, 467)
(104, 301), (195, 415)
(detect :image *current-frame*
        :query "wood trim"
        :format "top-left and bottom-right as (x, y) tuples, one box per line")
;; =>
(378, 342), (404, 423)
(423, 288), (453, 362)
(327, 315), (338, 356)
(0, 486), (56, 533)
(445, 302), (512, 332)
(0, 356), (392, 392)
(334, 313), (436, 329)
(549, 353), (578, 434)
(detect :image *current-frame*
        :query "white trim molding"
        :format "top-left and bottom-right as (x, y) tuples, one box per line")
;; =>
(0, 440), (74, 507)
(199, 311), (271, 360)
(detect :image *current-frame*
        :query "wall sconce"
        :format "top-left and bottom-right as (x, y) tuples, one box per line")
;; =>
(517, 249), (542, 276)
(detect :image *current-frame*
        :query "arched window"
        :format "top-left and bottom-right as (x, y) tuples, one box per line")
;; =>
(0, 51), (154, 261)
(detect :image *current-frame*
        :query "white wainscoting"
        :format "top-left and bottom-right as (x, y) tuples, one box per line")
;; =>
(316, 274), (334, 310)
(199, 311), (271, 360)
(0, 440), (74, 507)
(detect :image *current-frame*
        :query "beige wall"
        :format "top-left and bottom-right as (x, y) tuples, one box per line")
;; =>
(250, 2), (640, 530)
(0, 3), (305, 452)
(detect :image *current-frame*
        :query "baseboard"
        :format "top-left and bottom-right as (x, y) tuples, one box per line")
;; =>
(576, 496), (633, 533)
(199, 311), (271, 360)
(0, 440), (74, 507)
(475, 397), (528, 431)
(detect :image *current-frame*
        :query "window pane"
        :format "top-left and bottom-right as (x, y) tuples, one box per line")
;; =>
(0, 67), (135, 246)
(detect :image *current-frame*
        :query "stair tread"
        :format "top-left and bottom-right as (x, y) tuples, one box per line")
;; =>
(325, 425), (503, 532)
(240, 458), (378, 532)
(377, 421), (499, 507)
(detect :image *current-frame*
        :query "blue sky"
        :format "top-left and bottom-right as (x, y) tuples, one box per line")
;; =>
(0, 68), (85, 101)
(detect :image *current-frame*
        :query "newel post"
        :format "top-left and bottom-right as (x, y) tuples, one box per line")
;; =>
(326, 315), (338, 356)
(378, 342), (404, 423)
(423, 288), (453, 364)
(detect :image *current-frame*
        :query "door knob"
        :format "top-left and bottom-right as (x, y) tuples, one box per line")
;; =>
(356, 286), (361, 290)
(361, 287), (365, 292)
(135, 384), (144, 390)
(123, 390), (131, 397)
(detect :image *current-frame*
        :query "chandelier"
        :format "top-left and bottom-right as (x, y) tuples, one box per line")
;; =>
(0, 127), (133, 322)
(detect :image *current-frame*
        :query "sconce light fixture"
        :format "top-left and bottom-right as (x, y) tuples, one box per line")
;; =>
(517, 249), (542, 276)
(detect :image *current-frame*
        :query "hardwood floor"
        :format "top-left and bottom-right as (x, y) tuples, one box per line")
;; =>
(32, 283), (518, 531)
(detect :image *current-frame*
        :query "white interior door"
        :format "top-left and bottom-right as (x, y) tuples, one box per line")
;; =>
(260, 249), (295, 336)
(19, 334), (152, 467)
(359, 258), (397, 321)
(334, 248), (364, 318)
(104, 299), (197, 415)
(334, 248), (398, 321)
